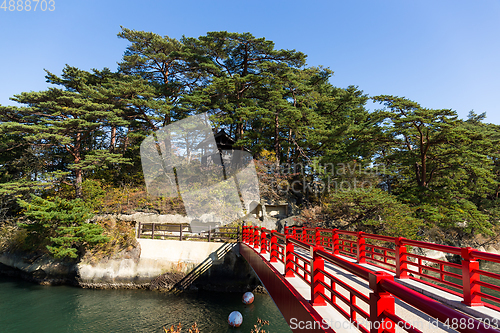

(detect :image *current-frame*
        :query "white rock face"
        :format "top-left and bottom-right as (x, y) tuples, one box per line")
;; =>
(0, 252), (74, 276)
(76, 239), (230, 286)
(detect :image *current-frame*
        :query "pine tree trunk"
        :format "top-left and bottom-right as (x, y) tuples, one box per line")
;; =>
(74, 132), (83, 198)
(274, 111), (280, 166)
(236, 119), (243, 144)
(287, 129), (292, 165)
(75, 168), (83, 199)
(110, 126), (116, 151)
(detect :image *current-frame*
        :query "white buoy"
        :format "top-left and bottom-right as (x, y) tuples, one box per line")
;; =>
(242, 291), (254, 305)
(228, 311), (243, 327)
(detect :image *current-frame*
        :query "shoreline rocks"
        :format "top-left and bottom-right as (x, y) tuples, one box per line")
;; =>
(0, 240), (264, 293)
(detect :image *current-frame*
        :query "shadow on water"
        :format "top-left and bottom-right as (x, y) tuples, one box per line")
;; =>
(0, 275), (291, 333)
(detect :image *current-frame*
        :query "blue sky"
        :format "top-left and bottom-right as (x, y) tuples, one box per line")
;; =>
(1, 0), (499, 124)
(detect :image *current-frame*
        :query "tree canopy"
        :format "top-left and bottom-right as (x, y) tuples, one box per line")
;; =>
(1, 27), (499, 250)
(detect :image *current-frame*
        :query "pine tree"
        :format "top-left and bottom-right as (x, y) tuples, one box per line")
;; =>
(182, 31), (307, 143)
(372, 95), (495, 234)
(0, 66), (132, 197)
(18, 195), (108, 258)
(117, 27), (194, 127)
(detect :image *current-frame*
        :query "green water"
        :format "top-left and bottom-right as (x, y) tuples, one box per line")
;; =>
(0, 276), (291, 333)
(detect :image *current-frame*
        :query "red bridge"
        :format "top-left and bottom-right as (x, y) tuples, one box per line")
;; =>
(240, 226), (500, 332)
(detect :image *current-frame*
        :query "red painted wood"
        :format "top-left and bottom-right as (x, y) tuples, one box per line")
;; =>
(240, 227), (500, 333)
(395, 237), (408, 279)
(462, 247), (484, 306)
(240, 244), (335, 333)
(243, 225), (500, 310)
(369, 272), (395, 333)
(311, 246), (327, 306)
(270, 231), (278, 263)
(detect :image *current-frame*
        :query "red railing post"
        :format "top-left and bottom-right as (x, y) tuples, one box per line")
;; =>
(254, 227), (260, 249)
(292, 226), (297, 239)
(311, 246), (327, 306)
(270, 231), (278, 262)
(260, 227), (267, 254)
(357, 231), (366, 264)
(332, 228), (339, 254)
(248, 226), (252, 245)
(243, 226), (248, 243)
(302, 228), (307, 243)
(315, 227), (321, 246)
(461, 247), (483, 306)
(284, 226), (289, 236)
(285, 235), (295, 277)
(369, 271), (396, 333)
(395, 237), (408, 279)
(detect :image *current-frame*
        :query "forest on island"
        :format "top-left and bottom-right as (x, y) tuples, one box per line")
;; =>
(1, 27), (499, 258)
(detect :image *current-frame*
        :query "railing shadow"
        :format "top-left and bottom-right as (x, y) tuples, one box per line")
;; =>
(171, 242), (237, 294)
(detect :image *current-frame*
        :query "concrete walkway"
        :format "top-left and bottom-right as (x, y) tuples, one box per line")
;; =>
(259, 247), (500, 333)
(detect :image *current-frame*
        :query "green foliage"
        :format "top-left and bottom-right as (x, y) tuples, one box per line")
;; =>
(372, 96), (498, 236)
(17, 195), (108, 258)
(324, 187), (424, 239)
(82, 179), (107, 211)
(0, 28), (498, 243)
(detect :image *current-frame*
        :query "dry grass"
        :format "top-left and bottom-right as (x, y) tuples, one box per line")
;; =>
(92, 186), (187, 215)
(81, 218), (138, 265)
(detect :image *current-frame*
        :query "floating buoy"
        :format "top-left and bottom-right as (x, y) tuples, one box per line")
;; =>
(228, 311), (243, 327)
(242, 291), (254, 305)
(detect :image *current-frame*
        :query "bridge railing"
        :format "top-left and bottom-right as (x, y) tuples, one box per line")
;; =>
(242, 226), (500, 333)
(284, 226), (500, 310)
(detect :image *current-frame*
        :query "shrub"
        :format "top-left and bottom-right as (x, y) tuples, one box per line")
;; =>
(323, 187), (423, 239)
(17, 195), (109, 258)
(0, 225), (27, 252)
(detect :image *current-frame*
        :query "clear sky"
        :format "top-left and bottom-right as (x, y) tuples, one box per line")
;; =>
(1, 0), (499, 124)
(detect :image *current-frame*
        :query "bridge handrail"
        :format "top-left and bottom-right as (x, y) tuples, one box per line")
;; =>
(290, 226), (500, 309)
(244, 225), (500, 311)
(471, 250), (500, 263)
(289, 237), (311, 250)
(380, 278), (499, 333)
(242, 226), (500, 333)
(401, 238), (462, 255)
(316, 248), (371, 281)
(272, 230), (286, 240)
